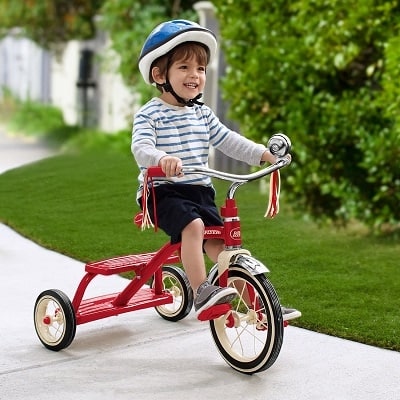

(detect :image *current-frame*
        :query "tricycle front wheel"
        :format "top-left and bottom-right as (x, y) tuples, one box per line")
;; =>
(34, 289), (76, 351)
(209, 265), (284, 374)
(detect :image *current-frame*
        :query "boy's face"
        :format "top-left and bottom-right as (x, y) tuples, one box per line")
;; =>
(162, 56), (206, 105)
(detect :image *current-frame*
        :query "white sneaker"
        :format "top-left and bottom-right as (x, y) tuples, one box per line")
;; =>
(281, 306), (302, 321)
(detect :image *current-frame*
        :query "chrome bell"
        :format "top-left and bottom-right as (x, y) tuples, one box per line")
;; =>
(267, 133), (292, 157)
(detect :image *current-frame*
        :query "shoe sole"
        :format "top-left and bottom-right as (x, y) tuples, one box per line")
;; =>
(195, 288), (238, 316)
(283, 310), (302, 322)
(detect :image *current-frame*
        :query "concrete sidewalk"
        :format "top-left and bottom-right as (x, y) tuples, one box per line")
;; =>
(0, 128), (57, 174)
(1, 129), (399, 400)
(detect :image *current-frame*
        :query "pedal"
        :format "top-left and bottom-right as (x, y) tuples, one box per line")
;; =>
(197, 303), (232, 321)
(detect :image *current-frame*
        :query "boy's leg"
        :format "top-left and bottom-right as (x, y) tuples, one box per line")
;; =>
(180, 219), (237, 316)
(203, 238), (224, 263)
(180, 218), (208, 292)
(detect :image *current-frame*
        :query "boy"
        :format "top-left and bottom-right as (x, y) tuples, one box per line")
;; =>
(132, 20), (301, 321)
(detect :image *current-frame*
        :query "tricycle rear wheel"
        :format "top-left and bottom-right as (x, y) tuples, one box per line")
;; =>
(34, 289), (76, 351)
(152, 266), (194, 321)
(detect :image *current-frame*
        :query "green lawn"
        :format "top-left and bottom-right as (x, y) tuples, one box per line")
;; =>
(0, 148), (399, 351)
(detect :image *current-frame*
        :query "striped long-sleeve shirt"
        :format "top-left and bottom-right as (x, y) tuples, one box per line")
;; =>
(132, 97), (267, 199)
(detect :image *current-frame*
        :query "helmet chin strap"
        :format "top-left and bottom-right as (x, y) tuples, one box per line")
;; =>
(161, 81), (203, 107)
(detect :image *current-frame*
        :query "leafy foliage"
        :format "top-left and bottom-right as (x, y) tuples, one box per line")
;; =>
(0, 0), (104, 46)
(213, 0), (400, 231)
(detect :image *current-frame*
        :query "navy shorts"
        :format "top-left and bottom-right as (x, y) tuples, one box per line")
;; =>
(141, 184), (223, 244)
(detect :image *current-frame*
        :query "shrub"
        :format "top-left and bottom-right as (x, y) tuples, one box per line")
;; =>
(8, 98), (80, 144)
(213, 0), (400, 231)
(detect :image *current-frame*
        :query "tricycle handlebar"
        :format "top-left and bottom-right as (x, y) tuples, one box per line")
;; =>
(146, 156), (290, 183)
(146, 133), (291, 183)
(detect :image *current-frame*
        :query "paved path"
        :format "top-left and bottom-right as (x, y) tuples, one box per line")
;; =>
(1, 128), (399, 400)
(0, 128), (57, 174)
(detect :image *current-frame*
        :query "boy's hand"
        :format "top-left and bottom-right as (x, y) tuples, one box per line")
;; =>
(159, 156), (183, 177)
(261, 149), (292, 165)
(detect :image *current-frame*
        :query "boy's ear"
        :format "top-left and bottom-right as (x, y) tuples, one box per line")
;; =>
(151, 67), (165, 85)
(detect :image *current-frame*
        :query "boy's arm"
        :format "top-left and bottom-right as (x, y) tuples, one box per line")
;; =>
(132, 115), (167, 167)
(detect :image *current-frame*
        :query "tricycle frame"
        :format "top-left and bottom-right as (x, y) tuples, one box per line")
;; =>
(34, 133), (292, 374)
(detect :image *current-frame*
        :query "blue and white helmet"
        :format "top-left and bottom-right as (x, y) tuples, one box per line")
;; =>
(138, 19), (217, 85)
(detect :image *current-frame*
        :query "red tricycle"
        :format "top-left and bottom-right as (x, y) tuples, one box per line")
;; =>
(34, 134), (292, 374)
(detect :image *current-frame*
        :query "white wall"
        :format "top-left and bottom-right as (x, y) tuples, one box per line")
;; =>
(95, 37), (138, 132)
(50, 41), (80, 125)
(0, 34), (50, 102)
(0, 34), (136, 133)
(50, 38), (136, 131)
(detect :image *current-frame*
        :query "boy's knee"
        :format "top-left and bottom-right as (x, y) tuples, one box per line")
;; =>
(189, 218), (205, 230)
(183, 218), (205, 236)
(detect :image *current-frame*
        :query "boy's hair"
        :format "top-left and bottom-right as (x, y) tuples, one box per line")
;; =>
(150, 41), (210, 93)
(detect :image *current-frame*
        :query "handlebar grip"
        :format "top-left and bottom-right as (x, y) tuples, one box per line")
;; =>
(146, 166), (166, 177)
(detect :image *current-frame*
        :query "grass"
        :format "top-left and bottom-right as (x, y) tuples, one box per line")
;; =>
(0, 147), (399, 352)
